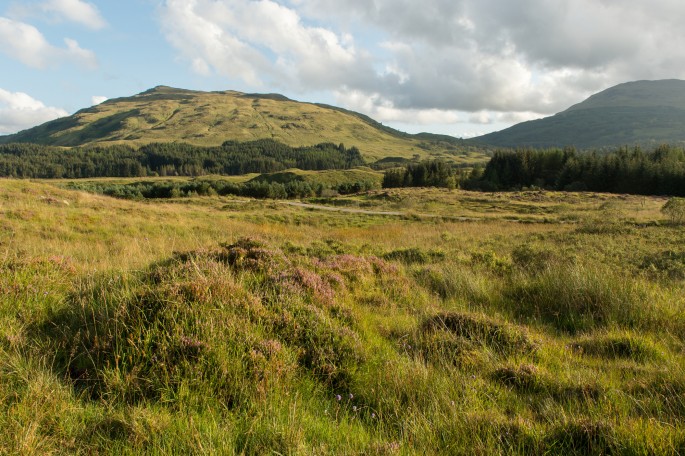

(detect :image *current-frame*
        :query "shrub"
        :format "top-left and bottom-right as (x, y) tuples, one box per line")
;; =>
(662, 197), (685, 224)
(31, 240), (374, 405)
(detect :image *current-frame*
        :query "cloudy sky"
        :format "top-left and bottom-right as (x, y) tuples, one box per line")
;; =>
(1, 0), (684, 137)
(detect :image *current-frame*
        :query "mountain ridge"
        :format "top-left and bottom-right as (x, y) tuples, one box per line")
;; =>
(474, 79), (685, 149)
(0, 86), (471, 162)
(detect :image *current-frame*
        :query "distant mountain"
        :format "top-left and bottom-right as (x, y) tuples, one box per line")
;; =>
(474, 79), (685, 149)
(0, 86), (470, 162)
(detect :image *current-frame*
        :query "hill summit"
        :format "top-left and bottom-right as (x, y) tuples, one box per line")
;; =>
(475, 79), (685, 148)
(0, 86), (466, 162)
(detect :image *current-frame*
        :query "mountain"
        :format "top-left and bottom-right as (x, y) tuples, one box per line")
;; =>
(474, 79), (685, 149)
(0, 86), (469, 162)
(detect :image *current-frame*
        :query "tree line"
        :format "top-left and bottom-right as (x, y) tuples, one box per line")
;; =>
(477, 145), (685, 195)
(382, 160), (470, 189)
(382, 145), (685, 197)
(0, 140), (365, 178)
(63, 177), (379, 201)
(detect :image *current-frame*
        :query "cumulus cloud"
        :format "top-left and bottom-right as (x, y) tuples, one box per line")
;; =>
(0, 17), (98, 69)
(335, 89), (464, 125)
(158, 0), (378, 90)
(91, 96), (108, 105)
(159, 0), (685, 132)
(0, 88), (68, 134)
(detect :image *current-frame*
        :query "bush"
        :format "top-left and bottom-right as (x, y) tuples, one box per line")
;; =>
(662, 197), (685, 224)
(31, 240), (378, 405)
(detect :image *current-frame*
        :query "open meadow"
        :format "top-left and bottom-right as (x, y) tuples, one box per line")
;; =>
(1, 178), (684, 454)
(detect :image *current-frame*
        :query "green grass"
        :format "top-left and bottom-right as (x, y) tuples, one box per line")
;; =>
(1, 178), (684, 454)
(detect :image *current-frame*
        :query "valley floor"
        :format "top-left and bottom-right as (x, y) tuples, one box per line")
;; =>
(1, 178), (684, 454)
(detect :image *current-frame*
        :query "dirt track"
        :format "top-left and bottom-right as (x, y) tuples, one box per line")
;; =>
(282, 201), (480, 221)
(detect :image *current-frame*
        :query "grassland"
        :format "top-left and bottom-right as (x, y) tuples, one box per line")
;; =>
(1, 177), (684, 454)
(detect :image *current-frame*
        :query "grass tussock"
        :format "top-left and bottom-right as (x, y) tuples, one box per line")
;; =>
(36, 239), (387, 406)
(491, 364), (602, 403)
(507, 263), (657, 333)
(382, 247), (445, 265)
(572, 331), (662, 362)
(419, 312), (536, 357)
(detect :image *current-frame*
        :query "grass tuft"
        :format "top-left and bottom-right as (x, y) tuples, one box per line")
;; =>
(572, 332), (662, 362)
(507, 263), (654, 333)
(420, 312), (536, 356)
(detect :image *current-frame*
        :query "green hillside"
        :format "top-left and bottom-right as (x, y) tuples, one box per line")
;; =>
(0, 86), (475, 162)
(474, 79), (685, 149)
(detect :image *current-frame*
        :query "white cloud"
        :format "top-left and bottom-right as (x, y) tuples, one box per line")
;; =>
(158, 0), (377, 90)
(335, 89), (463, 125)
(8, 0), (107, 30)
(469, 111), (492, 125)
(497, 111), (545, 124)
(91, 95), (108, 105)
(40, 0), (107, 30)
(0, 88), (68, 134)
(158, 0), (685, 132)
(0, 17), (98, 69)
(159, 0), (270, 86)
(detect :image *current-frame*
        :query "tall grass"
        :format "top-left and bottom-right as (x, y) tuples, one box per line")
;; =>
(1, 180), (684, 453)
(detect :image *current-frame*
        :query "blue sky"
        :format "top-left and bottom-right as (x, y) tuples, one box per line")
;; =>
(2, 0), (685, 138)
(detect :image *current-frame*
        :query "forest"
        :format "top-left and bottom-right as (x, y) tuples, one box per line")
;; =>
(381, 160), (467, 189)
(477, 144), (685, 195)
(0, 140), (365, 178)
(382, 144), (685, 196)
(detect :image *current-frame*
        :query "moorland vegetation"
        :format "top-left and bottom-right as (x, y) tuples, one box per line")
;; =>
(0, 178), (684, 454)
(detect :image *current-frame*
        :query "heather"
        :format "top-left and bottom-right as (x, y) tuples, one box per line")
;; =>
(1, 179), (684, 454)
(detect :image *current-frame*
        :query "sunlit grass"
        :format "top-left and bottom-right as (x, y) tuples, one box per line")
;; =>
(1, 178), (684, 454)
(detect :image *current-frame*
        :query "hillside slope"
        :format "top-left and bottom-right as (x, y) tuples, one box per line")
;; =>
(0, 86), (471, 162)
(474, 79), (685, 149)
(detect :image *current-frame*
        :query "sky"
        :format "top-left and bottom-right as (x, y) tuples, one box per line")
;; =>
(2, 0), (685, 138)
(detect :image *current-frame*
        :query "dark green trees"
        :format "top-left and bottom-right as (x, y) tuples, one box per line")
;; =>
(478, 145), (685, 196)
(0, 140), (366, 179)
(382, 160), (459, 189)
